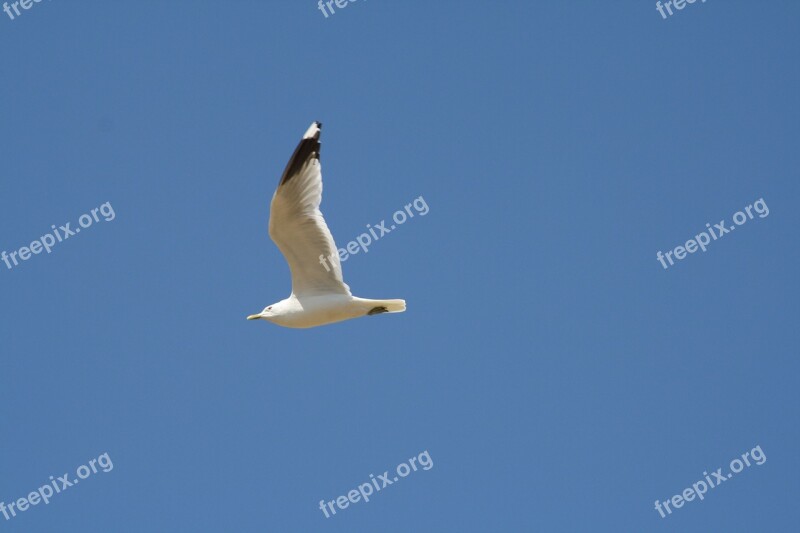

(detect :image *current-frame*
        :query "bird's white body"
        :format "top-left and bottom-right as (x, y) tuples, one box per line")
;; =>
(256, 295), (405, 329)
(247, 122), (406, 328)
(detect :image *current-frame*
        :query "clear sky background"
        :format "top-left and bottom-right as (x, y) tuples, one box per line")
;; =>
(1, 1), (798, 531)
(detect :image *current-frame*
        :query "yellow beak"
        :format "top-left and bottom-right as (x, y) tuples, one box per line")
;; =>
(247, 314), (261, 320)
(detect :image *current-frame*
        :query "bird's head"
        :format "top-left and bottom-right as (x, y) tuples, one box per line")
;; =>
(247, 304), (277, 322)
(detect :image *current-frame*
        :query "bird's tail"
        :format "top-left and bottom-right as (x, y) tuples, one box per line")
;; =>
(379, 299), (406, 313)
(360, 298), (406, 315)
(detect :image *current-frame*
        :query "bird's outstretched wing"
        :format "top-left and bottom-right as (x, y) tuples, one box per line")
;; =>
(268, 122), (351, 297)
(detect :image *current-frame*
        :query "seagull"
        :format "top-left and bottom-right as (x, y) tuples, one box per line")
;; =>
(247, 122), (406, 328)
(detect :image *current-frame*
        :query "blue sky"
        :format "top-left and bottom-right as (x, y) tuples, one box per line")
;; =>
(1, 1), (798, 531)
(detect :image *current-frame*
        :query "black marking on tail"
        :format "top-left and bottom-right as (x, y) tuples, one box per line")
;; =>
(367, 306), (388, 316)
(279, 124), (321, 186)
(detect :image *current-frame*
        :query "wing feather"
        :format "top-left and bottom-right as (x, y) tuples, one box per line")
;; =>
(268, 123), (351, 297)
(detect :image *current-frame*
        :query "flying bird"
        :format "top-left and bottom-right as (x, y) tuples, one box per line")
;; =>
(247, 122), (406, 328)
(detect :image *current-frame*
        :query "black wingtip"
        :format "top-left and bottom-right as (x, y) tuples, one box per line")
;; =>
(303, 122), (322, 140)
(278, 124), (322, 186)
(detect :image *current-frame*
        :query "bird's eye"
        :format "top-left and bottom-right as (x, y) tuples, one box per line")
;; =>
(267, 307), (272, 311)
